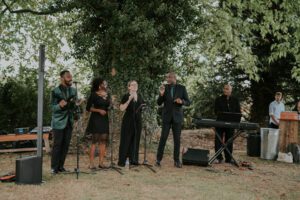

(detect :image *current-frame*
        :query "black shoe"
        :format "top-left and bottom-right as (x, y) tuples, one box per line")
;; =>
(117, 163), (125, 167)
(130, 162), (139, 166)
(155, 161), (161, 167)
(58, 167), (69, 173)
(225, 159), (235, 164)
(51, 169), (59, 174)
(174, 161), (182, 168)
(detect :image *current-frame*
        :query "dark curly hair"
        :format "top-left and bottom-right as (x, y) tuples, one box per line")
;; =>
(91, 77), (105, 92)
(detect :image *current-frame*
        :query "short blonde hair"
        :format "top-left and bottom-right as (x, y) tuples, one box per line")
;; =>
(127, 80), (138, 87)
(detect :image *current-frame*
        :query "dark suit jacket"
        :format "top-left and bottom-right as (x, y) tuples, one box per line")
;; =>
(51, 85), (78, 130)
(157, 84), (190, 124)
(214, 95), (241, 115)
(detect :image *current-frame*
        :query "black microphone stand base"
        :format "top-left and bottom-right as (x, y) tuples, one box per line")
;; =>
(141, 160), (157, 173)
(106, 162), (124, 175)
(59, 166), (95, 178)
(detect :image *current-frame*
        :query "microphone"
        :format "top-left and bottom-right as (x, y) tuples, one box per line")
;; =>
(135, 103), (148, 113)
(106, 86), (114, 97)
(106, 85), (112, 91)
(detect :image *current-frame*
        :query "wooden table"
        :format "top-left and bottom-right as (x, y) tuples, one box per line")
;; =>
(0, 133), (50, 153)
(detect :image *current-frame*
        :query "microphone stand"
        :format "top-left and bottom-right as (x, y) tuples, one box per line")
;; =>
(65, 81), (94, 179)
(106, 87), (123, 175)
(140, 106), (156, 173)
(132, 104), (156, 173)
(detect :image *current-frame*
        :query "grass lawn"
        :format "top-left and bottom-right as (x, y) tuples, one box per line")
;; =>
(0, 148), (300, 200)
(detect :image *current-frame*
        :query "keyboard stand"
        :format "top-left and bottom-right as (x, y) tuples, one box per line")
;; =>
(208, 130), (243, 167)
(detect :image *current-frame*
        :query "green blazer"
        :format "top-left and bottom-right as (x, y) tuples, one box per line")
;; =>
(51, 85), (78, 130)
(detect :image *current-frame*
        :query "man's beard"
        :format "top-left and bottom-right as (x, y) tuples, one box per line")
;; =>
(65, 80), (72, 86)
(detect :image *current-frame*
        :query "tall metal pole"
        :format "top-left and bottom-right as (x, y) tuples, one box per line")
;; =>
(37, 45), (45, 158)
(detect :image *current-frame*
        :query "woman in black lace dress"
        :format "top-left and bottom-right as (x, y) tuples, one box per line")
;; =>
(118, 80), (145, 167)
(86, 78), (110, 169)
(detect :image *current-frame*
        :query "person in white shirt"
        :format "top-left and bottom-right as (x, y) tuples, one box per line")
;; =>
(269, 92), (285, 129)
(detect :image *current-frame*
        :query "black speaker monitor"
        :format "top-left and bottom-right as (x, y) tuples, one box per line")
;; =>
(182, 148), (210, 166)
(16, 156), (42, 184)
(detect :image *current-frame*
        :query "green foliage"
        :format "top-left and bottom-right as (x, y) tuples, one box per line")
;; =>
(180, 0), (300, 123)
(1, 1), (64, 65)
(2, 0), (300, 126)
(68, 0), (199, 114)
(0, 66), (52, 132)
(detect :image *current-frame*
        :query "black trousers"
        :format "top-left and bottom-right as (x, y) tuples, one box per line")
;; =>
(51, 122), (73, 170)
(268, 122), (279, 129)
(215, 128), (234, 161)
(118, 125), (141, 166)
(156, 120), (182, 162)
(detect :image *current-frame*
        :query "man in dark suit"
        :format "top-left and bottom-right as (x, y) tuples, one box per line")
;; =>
(51, 70), (79, 174)
(156, 72), (190, 168)
(214, 84), (241, 164)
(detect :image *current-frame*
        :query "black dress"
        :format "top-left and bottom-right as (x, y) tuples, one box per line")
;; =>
(86, 92), (110, 134)
(118, 93), (144, 166)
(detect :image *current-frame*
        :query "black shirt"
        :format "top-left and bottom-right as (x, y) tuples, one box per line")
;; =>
(214, 95), (241, 115)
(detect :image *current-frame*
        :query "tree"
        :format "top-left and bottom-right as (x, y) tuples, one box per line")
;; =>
(69, 0), (199, 101)
(0, 66), (52, 132)
(1, 0), (200, 130)
(0, 0), (93, 97)
(182, 0), (300, 124)
(4, 0), (299, 126)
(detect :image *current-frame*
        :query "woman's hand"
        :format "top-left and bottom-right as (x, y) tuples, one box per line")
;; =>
(98, 91), (108, 100)
(133, 92), (138, 101)
(120, 94), (134, 111)
(129, 92), (137, 101)
(98, 109), (107, 116)
(128, 93), (134, 101)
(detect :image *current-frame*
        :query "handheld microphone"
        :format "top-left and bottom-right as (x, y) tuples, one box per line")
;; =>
(73, 81), (80, 84)
(141, 103), (147, 107)
(106, 85), (112, 92)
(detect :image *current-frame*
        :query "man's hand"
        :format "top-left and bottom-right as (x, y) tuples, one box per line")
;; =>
(159, 85), (165, 96)
(174, 98), (183, 104)
(76, 99), (85, 106)
(99, 109), (107, 116)
(270, 114), (279, 125)
(59, 100), (67, 108)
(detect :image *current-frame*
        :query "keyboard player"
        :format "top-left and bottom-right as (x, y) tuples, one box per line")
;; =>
(214, 84), (241, 164)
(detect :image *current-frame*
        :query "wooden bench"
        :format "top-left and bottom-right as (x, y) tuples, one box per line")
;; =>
(0, 133), (50, 153)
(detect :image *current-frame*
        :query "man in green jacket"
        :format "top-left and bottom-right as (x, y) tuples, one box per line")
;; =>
(51, 70), (78, 174)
